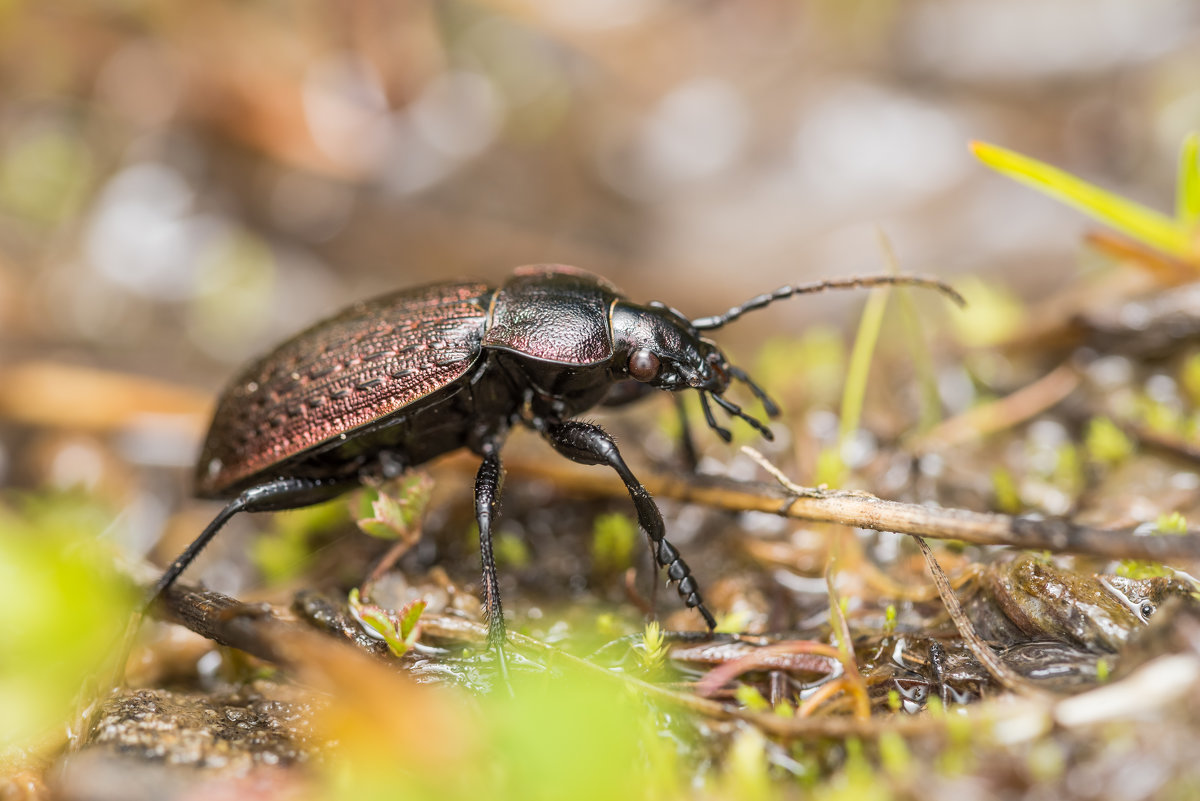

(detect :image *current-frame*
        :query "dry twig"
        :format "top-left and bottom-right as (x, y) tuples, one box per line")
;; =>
(491, 450), (1200, 563)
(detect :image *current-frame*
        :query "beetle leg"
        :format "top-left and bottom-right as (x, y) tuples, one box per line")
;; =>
(673, 394), (701, 472)
(541, 420), (717, 631)
(600, 382), (699, 472)
(473, 451), (509, 663)
(150, 476), (353, 608)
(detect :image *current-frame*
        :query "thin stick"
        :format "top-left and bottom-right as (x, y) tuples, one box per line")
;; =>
(913, 362), (1081, 451)
(486, 450), (1200, 563)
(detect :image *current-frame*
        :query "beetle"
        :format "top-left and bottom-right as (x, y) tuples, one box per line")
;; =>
(152, 264), (961, 653)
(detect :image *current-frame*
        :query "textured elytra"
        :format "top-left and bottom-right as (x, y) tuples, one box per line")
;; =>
(197, 281), (491, 496)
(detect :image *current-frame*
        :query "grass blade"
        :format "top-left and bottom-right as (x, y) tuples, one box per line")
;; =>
(877, 230), (941, 431)
(971, 140), (1192, 259)
(839, 284), (889, 443)
(1177, 132), (1200, 230)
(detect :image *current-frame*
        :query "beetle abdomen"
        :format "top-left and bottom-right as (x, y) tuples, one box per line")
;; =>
(196, 280), (492, 496)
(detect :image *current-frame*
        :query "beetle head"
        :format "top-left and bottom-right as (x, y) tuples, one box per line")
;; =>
(611, 300), (777, 442)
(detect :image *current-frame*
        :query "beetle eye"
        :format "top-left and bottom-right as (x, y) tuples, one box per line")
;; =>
(628, 349), (661, 382)
(1140, 601), (1155, 620)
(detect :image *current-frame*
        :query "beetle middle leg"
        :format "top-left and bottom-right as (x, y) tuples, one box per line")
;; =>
(541, 419), (717, 630)
(473, 449), (508, 656)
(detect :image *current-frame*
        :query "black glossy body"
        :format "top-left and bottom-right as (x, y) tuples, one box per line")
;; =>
(199, 267), (650, 496)
(166, 264), (742, 644)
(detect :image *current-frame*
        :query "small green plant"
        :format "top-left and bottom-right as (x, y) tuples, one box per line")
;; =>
(714, 607), (753, 635)
(991, 467), (1022, 514)
(639, 620), (667, 672)
(753, 328), (846, 409)
(348, 588), (427, 658)
(735, 684), (771, 712)
(1084, 416), (1135, 466)
(1156, 511), (1188, 534)
(494, 532), (531, 569)
(826, 279), (892, 487)
(1116, 560), (1173, 580)
(1181, 352), (1200, 405)
(878, 730), (913, 780)
(591, 512), (637, 573)
(353, 473), (434, 541)
(972, 133), (1200, 263)
(883, 603), (898, 634)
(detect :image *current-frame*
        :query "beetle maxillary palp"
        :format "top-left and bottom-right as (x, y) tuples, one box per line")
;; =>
(727, 364), (781, 418)
(699, 392), (733, 442)
(711, 393), (774, 441)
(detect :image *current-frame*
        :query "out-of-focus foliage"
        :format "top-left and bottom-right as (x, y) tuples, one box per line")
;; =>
(251, 497), (348, 585)
(0, 492), (136, 755)
(353, 473), (434, 541)
(591, 511), (637, 573)
(321, 664), (683, 801)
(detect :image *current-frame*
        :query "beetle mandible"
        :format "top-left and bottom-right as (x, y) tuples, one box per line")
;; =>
(152, 264), (962, 649)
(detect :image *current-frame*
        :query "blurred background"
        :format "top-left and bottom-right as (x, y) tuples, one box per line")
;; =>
(1, 0), (1200, 530)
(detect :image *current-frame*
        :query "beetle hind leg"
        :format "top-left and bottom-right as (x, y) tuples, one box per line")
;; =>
(541, 420), (717, 631)
(149, 476), (354, 609)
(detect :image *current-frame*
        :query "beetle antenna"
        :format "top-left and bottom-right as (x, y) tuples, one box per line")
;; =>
(711, 393), (774, 441)
(699, 392), (732, 442)
(690, 274), (965, 331)
(727, 365), (780, 418)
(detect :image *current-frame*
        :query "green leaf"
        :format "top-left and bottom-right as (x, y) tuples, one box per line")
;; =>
(734, 685), (771, 711)
(353, 473), (433, 541)
(348, 588), (425, 657)
(398, 599), (428, 642)
(972, 140), (1193, 259)
(1177, 132), (1200, 229)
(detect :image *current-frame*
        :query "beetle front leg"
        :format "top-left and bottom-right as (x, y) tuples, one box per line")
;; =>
(541, 420), (716, 630)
